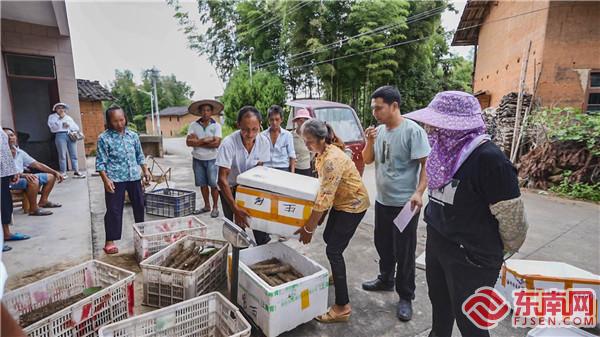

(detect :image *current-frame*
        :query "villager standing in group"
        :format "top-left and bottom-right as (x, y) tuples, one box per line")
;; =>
(186, 99), (223, 218)
(404, 91), (528, 337)
(96, 106), (151, 255)
(361, 86), (431, 321)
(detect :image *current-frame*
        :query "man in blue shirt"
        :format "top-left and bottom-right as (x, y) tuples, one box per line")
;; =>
(362, 86), (431, 322)
(262, 105), (296, 172)
(96, 106), (151, 255)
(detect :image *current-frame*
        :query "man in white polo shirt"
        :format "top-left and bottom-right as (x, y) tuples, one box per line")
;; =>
(186, 100), (223, 218)
(216, 106), (271, 245)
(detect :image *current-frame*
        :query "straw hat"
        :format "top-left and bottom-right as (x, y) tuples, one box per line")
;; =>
(188, 99), (224, 116)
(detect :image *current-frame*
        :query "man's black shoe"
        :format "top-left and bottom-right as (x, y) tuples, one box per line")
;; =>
(362, 277), (394, 291)
(396, 299), (413, 321)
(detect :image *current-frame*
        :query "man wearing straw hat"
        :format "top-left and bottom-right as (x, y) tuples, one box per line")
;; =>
(186, 99), (223, 218)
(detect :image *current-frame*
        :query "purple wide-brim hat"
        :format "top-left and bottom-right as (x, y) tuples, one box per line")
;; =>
(403, 91), (485, 131)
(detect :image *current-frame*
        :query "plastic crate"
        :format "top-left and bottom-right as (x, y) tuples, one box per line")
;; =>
(133, 216), (208, 262)
(98, 292), (250, 337)
(144, 188), (195, 218)
(2, 260), (135, 337)
(140, 236), (229, 308)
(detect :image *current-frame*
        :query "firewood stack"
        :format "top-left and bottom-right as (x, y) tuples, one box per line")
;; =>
(483, 92), (533, 156)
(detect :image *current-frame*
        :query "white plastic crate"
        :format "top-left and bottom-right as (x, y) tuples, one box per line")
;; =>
(140, 236), (229, 308)
(237, 242), (329, 337)
(2, 260), (135, 337)
(98, 292), (250, 337)
(133, 216), (208, 262)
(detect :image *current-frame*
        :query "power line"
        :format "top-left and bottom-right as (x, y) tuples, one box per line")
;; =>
(255, 5), (446, 69)
(260, 4), (568, 73)
(251, 1), (310, 36)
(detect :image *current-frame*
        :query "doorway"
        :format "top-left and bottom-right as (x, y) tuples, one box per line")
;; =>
(4, 53), (60, 169)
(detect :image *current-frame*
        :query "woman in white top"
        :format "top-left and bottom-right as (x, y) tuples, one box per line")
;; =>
(47, 103), (85, 179)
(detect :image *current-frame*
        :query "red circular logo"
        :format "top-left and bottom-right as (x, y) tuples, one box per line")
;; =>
(462, 287), (511, 330)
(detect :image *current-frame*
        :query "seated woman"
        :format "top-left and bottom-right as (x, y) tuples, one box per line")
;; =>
(295, 119), (370, 323)
(3, 128), (63, 216)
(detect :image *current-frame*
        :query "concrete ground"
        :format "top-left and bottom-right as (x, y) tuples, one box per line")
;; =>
(4, 136), (599, 337)
(4, 172), (92, 290)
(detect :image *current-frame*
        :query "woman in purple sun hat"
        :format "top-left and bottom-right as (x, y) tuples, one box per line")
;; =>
(404, 91), (528, 337)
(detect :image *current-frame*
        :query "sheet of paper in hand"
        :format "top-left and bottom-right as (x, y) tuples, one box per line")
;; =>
(393, 203), (417, 233)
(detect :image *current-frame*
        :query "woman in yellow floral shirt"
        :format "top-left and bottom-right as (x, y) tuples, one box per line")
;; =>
(294, 119), (370, 323)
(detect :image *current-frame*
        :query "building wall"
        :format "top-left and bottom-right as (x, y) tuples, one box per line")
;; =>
(79, 100), (105, 155)
(536, 1), (600, 109)
(1, 19), (85, 165)
(473, 1), (550, 107)
(146, 114), (198, 137)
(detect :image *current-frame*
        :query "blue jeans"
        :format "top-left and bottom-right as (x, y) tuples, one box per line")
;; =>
(55, 132), (79, 172)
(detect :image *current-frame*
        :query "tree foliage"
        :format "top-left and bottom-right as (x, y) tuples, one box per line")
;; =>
(221, 64), (287, 129)
(169, 0), (473, 125)
(108, 69), (194, 132)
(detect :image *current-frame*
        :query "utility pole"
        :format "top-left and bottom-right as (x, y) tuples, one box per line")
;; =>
(149, 67), (161, 136)
(138, 89), (155, 134)
(249, 47), (254, 85)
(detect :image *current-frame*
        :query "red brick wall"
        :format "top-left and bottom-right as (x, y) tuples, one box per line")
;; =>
(79, 100), (105, 155)
(536, 1), (600, 109)
(473, 1), (549, 107)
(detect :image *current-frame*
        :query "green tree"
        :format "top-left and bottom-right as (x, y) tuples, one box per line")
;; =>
(108, 69), (194, 132)
(221, 64), (286, 129)
(169, 0), (473, 126)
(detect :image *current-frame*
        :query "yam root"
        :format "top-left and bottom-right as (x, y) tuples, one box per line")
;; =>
(159, 243), (218, 271)
(250, 258), (304, 286)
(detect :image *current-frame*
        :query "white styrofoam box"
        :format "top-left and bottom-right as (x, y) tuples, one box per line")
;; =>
(527, 326), (597, 336)
(236, 166), (319, 201)
(133, 216), (208, 262)
(236, 186), (312, 238)
(495, 259), (600, 327)
(237, 242), (329, 337)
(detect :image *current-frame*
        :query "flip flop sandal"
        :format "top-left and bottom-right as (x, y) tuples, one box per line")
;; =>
(29, 209), (53, 216)
(40, 201), (62, 208)
(6, 233), (31, 241)
(193, 208), (211, 215)
(103, 245), (119, 255)
(315, 308), (351, 323)
(3, 245), (12, 252)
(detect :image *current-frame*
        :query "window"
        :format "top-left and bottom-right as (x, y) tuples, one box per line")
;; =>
(586, 72), (600, 113)
(4, 54), (56, 79)
(314, 107), (364, 143)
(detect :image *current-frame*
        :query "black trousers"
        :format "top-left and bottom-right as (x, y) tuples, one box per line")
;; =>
(295, 168), (314, 177)
(374, 201), (419, 300)
(426, 226), (501, 337)
(323, 208), (365, 306)
(1, 176), (13, 226)
(219, 187), (270, 246)
(104, 180), (145, 241)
